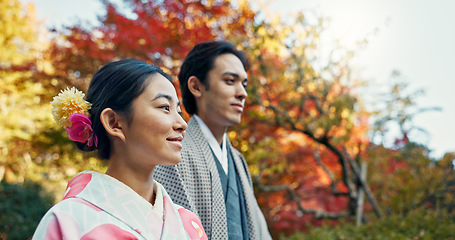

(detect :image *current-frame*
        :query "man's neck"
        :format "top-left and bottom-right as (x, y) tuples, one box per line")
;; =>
(193, 115), (226, 145)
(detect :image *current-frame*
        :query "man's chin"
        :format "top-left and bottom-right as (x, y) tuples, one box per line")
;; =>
(228, 117), (242, 126)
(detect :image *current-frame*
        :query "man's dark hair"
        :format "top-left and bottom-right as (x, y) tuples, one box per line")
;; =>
(178, 41), (249, 115)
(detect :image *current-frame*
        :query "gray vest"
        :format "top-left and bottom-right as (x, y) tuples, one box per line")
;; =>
(214, 148), (249, 239)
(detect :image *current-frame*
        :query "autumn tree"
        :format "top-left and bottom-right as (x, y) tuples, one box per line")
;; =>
(288, 70), (455, 239)
(46, 0), (256, 91)
(225, 12), (385, 236)
(367, 75), (454, 219)
(9, 0), (453, 238)
(41, 0), (382, 236)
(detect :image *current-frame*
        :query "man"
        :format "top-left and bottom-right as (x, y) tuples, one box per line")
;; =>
(154, 41), (272, 239)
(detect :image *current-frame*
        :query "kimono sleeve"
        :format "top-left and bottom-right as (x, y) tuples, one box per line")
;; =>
(32, 202), (140, 240)
(32, 209), (82, 240)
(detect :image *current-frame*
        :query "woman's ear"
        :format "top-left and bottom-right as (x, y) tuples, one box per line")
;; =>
(100, 108), (126, 142)
(188, 76), (203, 98)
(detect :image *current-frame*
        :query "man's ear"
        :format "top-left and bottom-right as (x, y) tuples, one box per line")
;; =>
(188, 76), (203, 98)
(100, 108), (126, 142)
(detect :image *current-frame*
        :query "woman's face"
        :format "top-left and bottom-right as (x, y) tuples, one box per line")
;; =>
(122, 73), (187, 170)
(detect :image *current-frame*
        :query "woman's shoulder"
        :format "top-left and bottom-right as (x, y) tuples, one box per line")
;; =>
(53, 197), (104, 213)
(32, 197), (141, 239)
(35, 197), (106, 229)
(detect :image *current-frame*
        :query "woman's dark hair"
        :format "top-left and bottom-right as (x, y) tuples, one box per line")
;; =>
(75, 59), (172, 160)
(178, 40), (249, 115)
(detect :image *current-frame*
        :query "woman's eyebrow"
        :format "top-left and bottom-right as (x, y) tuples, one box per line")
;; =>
(152, 93), (173, 102)
(152, 94), (181, 108)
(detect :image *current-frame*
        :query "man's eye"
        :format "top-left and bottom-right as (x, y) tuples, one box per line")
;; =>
(225, 79), (235, 84)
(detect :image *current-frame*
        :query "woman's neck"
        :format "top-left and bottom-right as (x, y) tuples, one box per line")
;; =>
(106, 156), (156, 204)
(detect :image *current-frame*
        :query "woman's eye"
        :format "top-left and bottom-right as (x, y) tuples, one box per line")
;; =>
(160, 105), (170, 111)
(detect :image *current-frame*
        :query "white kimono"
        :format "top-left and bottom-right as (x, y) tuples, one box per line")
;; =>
(32, 171), (207, 240)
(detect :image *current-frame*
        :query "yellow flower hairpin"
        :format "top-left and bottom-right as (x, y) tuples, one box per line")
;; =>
(51, 87), (91, 128)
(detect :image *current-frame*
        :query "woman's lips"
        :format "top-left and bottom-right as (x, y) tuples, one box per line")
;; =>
(167, 136), (183, 148)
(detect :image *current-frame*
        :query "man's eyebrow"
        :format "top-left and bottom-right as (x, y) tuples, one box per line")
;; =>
(222, 72), (248, 81)
(223, 72), (239, 78)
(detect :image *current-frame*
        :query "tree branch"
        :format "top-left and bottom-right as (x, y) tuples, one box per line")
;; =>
(254, 175), (350, 219)
(256, 102), (383, 219)
(313, 150), (349, 196)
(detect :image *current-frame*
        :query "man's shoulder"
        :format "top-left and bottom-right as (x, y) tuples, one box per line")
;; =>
(182, 119), (207, 148)
(181, 134), (206, 161)
(227, 140), (245, 159)
(179, 120), (213, 168)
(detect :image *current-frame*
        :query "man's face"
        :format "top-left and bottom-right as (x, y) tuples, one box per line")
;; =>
(197, 53), (248, 129)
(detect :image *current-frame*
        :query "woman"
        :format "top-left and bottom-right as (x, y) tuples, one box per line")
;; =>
(33, 59), (207, 240)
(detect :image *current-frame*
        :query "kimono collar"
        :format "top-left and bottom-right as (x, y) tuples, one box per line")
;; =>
(63, 171), (190, 239)
(193, 115), (228, 174)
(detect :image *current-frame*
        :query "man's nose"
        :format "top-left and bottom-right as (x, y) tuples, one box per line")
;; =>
(236, 83), (248, 99)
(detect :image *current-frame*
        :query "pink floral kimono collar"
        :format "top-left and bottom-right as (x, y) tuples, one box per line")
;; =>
(63, 170), (207, 239)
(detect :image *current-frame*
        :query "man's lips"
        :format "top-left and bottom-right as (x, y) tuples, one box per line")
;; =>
(231, 103), (244, 112)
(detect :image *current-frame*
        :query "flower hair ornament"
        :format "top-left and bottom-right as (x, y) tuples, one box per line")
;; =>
(51, 87), (98, 147)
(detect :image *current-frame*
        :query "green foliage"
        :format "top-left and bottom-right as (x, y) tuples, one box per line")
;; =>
(0, 0), (55, 184)
(0, 0), (38, 65)
(0, 180), (54, 240)
(367, 138), (455, 218)
(286, 210), (455, 240)
(0, 0), (107, 195)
